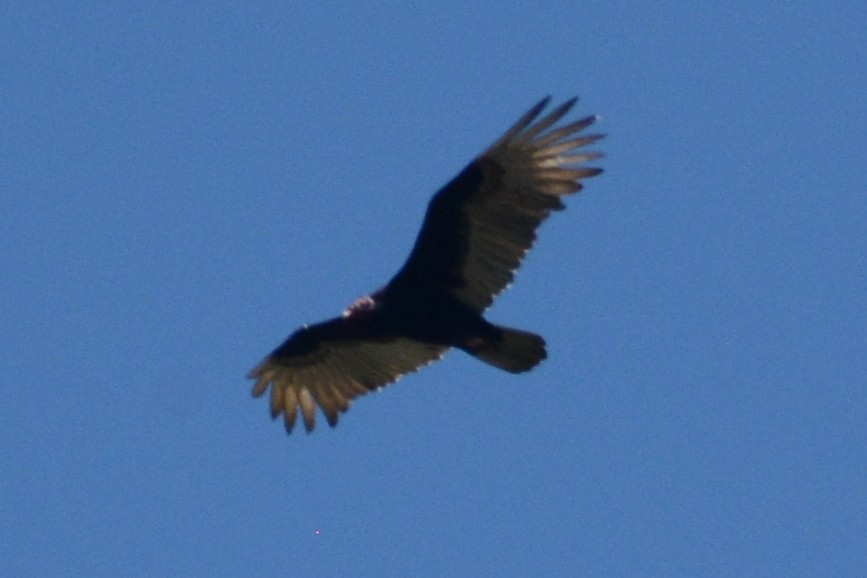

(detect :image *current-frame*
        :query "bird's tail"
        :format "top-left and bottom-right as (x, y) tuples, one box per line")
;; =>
(469, 326), (547, 373)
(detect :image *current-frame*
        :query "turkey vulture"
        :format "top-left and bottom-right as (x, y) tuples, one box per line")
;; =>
(249, 96), (603, 434)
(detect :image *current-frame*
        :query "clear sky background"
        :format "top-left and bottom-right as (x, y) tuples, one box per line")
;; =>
(3, 2), (865, 576)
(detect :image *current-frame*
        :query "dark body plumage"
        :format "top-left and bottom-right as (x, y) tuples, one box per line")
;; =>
(249, 97), (603, 433)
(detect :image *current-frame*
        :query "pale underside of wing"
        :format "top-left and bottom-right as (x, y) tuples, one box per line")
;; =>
(249, 334), (447, 433)
(451, 97), (604, 311)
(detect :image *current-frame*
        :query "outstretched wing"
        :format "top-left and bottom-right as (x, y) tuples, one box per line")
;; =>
(248, 316), (447, 433)
(389, 97), (603, 311)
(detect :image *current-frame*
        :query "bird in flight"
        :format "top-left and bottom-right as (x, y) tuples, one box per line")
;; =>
(249, 96), (603, 434)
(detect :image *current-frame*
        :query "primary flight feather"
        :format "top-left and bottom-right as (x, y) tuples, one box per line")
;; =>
(249, 96), (603, 434)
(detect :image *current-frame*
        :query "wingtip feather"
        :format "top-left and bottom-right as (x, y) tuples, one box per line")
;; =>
(492, 96), (553, 148)
(299, 389), (317, 433)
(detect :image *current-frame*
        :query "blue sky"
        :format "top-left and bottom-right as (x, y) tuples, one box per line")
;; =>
(2, 2), (865, 576)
